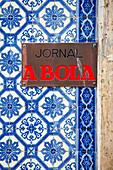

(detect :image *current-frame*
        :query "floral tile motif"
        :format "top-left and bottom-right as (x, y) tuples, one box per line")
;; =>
(60, 112), (77, 145)
(79, 129), (96, 152)
(79, 152), (96, 170)
(79, 106), (96, 129)
(78, 87), (96, 107)
(78, 0), (97, 42)
(79, 17), (96, 42)
(0, 0), (97, 169)
(0, 47), (21, 77)
(19, 0), (46, 11)
(79, 0), (96, 17)
(0, 1), (26, 34)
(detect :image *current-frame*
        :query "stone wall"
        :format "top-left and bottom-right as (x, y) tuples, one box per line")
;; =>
(98, 0), (113, 169)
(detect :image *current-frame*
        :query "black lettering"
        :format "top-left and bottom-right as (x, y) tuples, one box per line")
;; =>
(43, 49), (51, 58)
(52, 49), (58, 57)
(67, 49), (75, 58)
(59, 49), (66, 58)
(35, 49), (42, 58)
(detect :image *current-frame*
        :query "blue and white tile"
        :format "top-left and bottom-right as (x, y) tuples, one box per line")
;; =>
(0, 1), (26, 34)
(79, 0), (97, 17)
(79, 106), (96, 129)
(0, 136), (25, 169)
(79, 129), (96, 152)
(0, 47), (21, 77)
(37, 135), (70, 169)
(60, 112), (77, 145)
(53, 3), (74, 35)
(17, 24), (48, 50)
(4, 77), (16, 92)
(4, 123), (14, 135)
(4, 34), (17, 49)
(79, 152), (96, 170)
(19, 0), (46, 11)
(55, 1), (76, 17)
(79, 16), (96, 42)
(17, 158), (44, 170)
(16, 75), (47, 100)
(62, 157), (78, 170)
(78, 87), (96, 107)
(0, 91), (25, 122)
(60, 87), (77, 101)
(38, 90), (70, 122)
(60, 24), (77, 42)
(63, 0), (77, 10)
(39, 2), (61, 35)
(16, 112), (47, 145)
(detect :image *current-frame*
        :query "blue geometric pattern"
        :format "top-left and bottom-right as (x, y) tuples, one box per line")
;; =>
(0, 0), (97, 169)
(79, 0), (97, 42)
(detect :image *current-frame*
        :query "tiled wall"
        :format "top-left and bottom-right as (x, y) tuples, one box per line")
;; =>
(0, 0), (97, 169)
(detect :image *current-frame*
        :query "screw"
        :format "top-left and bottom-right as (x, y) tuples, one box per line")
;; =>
(93, 43), (96, 48)
(23, 44), (26, 47)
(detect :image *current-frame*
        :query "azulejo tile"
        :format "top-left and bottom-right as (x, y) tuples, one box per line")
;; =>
(61, 87), (77, 101)
(79, 0), (97, 17)
(4, 78), (15, 90)
(78, 87), (96, 107)
(0, 91), (25, 122)
(16, 75), (47, 100)
(79, 16), (96, 42)
(4, 123), (14, 135)
(60, 24), (77, 42)
(0, 0), (97, 169)
(60, 116), (77, 145)
(0, 136), (25, 169)
(19, 0), (46, 11)
(63, 158), (78, 170)
(79, 106), (96, 129)
(39, 1), (70, 33)
(0, 1), (26, 34)
(63, 0), (77, 10)
(0, 47), (21, 77)
(79, 129), (96, 152)
(37, 135), (71, 169)
(17, 158), (44, 169)
(16, 112), (47, 145)
(79, 152), (96, 170)
(38, 89), (73, 122)
(17, 24), (48, 51)
(78, 0), (97, 42)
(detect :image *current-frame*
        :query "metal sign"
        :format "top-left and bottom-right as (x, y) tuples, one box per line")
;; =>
(22, 43), (97, 87)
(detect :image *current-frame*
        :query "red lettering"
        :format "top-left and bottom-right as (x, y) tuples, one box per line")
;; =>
(55, 65), (69, 80)
(40, 65), (54, 80)
(22, 65), (96, 82)
(22, 65), (37, 81)
(69, 65), (81, 80)
(81, 65), (96, 80)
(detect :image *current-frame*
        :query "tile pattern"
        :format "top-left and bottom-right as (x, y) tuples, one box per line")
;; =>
(0, 0), (97, 169)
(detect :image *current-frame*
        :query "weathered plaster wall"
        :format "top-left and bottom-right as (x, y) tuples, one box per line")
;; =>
(98, 0), (113, 169)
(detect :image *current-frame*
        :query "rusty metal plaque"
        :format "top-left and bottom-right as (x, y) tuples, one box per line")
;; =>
(22, 43), (98, 87)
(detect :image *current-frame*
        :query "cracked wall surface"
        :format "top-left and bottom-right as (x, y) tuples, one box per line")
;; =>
(98, 0), (113, 169)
